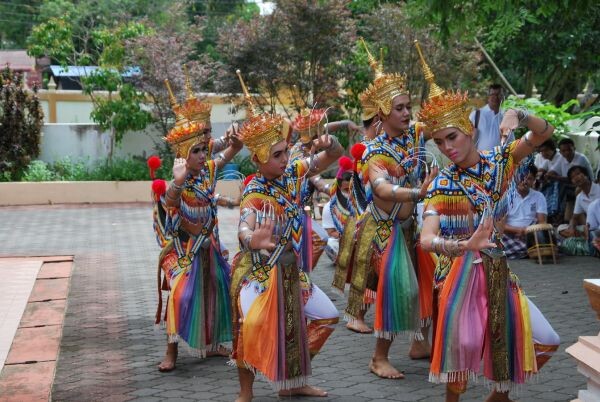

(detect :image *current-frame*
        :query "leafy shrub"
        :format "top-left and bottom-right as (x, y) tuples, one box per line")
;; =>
(502, 96), (599, 140)
(52, 157), (89, 181)
(232, 154), (256, 177)
(0, 67), (44, 180)
(87, 158), (149, 181)
(22, 160), (55, 181)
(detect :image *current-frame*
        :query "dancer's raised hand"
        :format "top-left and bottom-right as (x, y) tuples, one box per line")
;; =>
(173, 158), (187, 183)
(464, 217), (497, 251)
(249, 204), (276, 251)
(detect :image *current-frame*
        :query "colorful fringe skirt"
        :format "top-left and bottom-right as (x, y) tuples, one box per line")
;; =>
(230, 252), (313, 390)
(430, 251), (538, 391)
(158, 237), (232, 357)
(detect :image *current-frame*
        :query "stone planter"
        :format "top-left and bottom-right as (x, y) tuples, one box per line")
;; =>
(0, 181), (243, 206)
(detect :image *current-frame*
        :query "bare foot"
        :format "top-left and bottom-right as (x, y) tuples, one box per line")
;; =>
(278, 385), (327, 397)
(346, 320), (373, 334)
(369, 358), (404, 379)
(207, 345), (230, 357)
(235, 393), (253, 402)
(485, 391), (514, 402)
(408, 338), (431, 360)
(158, 343), (178, 372)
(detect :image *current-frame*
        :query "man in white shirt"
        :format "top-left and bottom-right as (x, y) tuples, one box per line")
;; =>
(546, 138), (594, 223)
(559, 165), (600, 238)
(469, 84), (515, 151)
(547, 138), (594, 179)
(502, 165), (548, 259)
(534, 139), (562, 219)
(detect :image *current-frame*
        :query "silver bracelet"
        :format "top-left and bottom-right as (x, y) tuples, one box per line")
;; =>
(410, 188), (421, 202)
(539, 119), (550, 135)
(515, 108), (530, 128)
(242, 233), (253, 248)
(171, 182), (184, 191)
(391, 184), (400, 200)
(422, 209), (440, 219)
(522, 131), (534, 148)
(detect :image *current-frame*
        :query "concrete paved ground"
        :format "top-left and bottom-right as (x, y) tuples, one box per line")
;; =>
(0, 203), (597, 402)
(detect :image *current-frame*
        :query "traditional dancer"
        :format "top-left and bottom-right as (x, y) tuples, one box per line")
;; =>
(152, 74), (243, 372)
(345, 39), (437, 379)
(322, 156), (354, 262)
(332, 75), (381, 334)
(416, 45), (560, 402)
(231, 71), (344, 402)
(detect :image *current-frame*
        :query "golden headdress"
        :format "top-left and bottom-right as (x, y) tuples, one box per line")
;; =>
(358, 38), (408, 117)
(163, 66), (213, 158)
(414, 40), (473, 136)
(236, 69), (289, 164)
(180, 65), (212, 128)
(292, 107), (327, 144)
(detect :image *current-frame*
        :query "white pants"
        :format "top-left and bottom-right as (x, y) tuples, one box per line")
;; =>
(240, 280), (339, 323)
(528, 297), (560, 347)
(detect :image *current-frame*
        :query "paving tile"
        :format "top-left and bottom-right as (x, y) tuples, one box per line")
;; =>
(28, 278), (69, 302)
(19, 299), (67, 328)
(0, 361), (54, 401)
(5, 325), (62, 364)
(37, 261), (73, 279)
(0, 205), (596, 401)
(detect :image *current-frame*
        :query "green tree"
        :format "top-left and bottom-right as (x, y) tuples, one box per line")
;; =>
(187, 0), (259, 61)
(26, 0), (156, 161)
(0, 0), (42, 49)
(218, 0), (356, 116)
(406, 0), (600, 106)
(0, 67), (44, 181)
(341, 3), (481, 123)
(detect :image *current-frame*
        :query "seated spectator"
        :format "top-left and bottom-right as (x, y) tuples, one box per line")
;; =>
(321, 166), (353, 262)
(501, 165), (547, 259)
(587, 198), (600, 256)
(558, 165), (600, 255)
(534, 139), (562, 219)
(546, 138), (594, 222)
(560, 166), (600, 235)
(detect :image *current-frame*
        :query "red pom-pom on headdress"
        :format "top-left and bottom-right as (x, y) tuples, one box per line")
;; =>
(350, 143), (366, 173)
(243, 173), (256, 188)
(151, 179), (167, 201)
(350, 143), (366, 160)
(336, 156), (353, 179)
(147, 155), (162, 179)
(339, 156), (353, 171)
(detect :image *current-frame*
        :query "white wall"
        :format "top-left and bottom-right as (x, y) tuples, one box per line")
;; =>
(39, 124), (163, 165)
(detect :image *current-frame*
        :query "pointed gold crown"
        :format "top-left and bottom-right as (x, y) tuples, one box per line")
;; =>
(358, 38), (408, 117)
(414, 40), (472, 136)
(292, 107), (327, 144)
(236, 69), (288, 164)
(179, 65), (212, 126)
(163, 76), (207, 159)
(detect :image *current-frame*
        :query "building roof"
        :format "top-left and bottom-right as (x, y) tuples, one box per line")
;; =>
(49, 65), (140, 78)
(0, 50), (36, 70)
